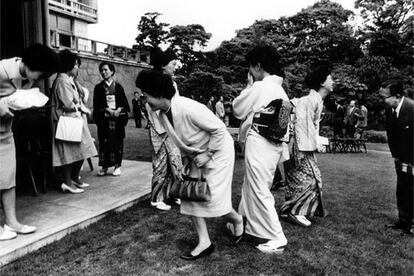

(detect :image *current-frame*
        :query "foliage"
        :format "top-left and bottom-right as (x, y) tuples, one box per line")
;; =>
(355, 0), (414, 66)
(178, 71), (225, 103)
(167, 24), (212, 75)
(134, 12), (169, 54)
(132, 0), (413, 130)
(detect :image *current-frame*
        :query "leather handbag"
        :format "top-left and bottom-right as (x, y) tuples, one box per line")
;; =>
(169, 165), (211, 202)
(55, 115), (83, 142)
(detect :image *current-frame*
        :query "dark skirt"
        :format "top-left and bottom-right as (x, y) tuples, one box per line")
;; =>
(98, 119), (124, 168)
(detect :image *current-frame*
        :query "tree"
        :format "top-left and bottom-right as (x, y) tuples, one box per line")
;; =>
(166, 24), (212, 75)
(355, 0), (414, 66)
(179, 71), (225, 102)
(134, 12), (169, 53)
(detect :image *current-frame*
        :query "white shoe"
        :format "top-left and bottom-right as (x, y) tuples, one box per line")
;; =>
(112, 167), (121, 176)
(4, 224), (36, 234)
(288, 213), (311, 227)
(0, 229), (17, 241)
(97, 168), (108, 176)
(175, 198), (181, 205)
(61, 183), (84, 194)
(256, 238), (287, 254)
(155, 202), (171, 211)
(295, 215), (311, 227)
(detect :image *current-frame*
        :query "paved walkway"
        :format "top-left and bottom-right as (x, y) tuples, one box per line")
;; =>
(0, 157), (152, 267)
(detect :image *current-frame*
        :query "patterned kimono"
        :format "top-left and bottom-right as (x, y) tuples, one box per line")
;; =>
(281, 90), (326, 217)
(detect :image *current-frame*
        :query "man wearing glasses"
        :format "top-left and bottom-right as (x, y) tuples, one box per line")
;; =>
(379, 79), (413, 236)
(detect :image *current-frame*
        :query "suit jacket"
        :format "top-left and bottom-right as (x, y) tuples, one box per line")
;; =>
(93, 80), (130, 141)
(344, 106), (361, 126)
(131, 98), (140, 113)
(0, 58), (34, 135)
(386, 97), (414, 165)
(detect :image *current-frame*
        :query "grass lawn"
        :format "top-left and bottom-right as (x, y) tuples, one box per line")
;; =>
(2, 121), (413, 275)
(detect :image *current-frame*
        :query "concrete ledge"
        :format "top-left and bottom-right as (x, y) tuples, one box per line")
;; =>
(0, 158), (152, 267)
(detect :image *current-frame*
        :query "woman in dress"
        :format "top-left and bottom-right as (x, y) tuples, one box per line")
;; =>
(51, 49), (97, 193)
(136, 70), (243, 260)
(146, 49), (181, 211)
(93, 62), (130, 177)
(0, 43), (59, 240)
(280, 65), (334, 227)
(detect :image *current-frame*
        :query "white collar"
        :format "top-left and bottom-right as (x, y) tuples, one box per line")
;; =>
(394, 96), (405, 117)
(105, 79), (113, 87)
(262, 75), (283, 85)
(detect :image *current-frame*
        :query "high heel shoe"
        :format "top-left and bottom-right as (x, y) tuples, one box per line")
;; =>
(61, 183), (84, 194)
(180, 243), (215, 260)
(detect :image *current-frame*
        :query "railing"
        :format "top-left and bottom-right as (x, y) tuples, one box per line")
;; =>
(50, 29), (150, 64)
(49, 0), (98, 22)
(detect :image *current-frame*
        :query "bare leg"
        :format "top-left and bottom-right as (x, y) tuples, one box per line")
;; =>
(223, 209), (243, 236)
(2, 187), (24, 229)
(190, 216), (211, 255)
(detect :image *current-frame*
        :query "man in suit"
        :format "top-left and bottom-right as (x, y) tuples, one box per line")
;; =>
(131, 92), (142, 128)
(344, 100), (361, 137)
(379, 79), (414, 235)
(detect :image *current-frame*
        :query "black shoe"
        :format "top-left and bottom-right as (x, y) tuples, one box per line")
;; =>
(180, 244), (215, 260)
(233, 220), (245, 246)
(234, 234), (244, 246)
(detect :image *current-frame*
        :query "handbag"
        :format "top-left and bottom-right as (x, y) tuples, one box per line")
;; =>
(55, 115), (83, 142)
(169, 164), (211, 202)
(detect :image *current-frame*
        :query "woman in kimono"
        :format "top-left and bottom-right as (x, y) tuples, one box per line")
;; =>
(51, 50), (97, 194)
(146, 49), (181, 211)
(93, 62), (130, 177)
(280, 65), (334, 227)
(232, 44), (290, 253)
(136, 70), (243, 260)
(0, 44), (59, 240)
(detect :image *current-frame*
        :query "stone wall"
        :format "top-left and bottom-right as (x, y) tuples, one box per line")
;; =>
(75, 54), (151, 116)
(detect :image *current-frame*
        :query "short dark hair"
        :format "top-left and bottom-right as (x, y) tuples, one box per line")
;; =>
(380, 79), (404, 97)
(245, 44), (284, 77)
(99, 61), (116, 75)
(58, 49), (79, 73)
(151, 49), (178, 72)
(135, 70), (175, 99)
(22, 43), (60, 74)
(305, 65), (332, 90)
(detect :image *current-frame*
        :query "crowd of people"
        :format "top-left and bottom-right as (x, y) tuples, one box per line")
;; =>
(0, 43), (412, 262)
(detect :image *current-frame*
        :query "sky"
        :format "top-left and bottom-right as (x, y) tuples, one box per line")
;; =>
(88, 0), (358, 51)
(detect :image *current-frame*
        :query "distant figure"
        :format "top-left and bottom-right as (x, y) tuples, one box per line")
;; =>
(206, 96), (215, 113)
(333, 99), (345, 137)
(380, 79), (413, 236)
(131, 91), (142, 128)
(344, 100), (361, 138)
(93, 62), (130, 177)
(215, 96), (225, 121)
(355, 101), (368, 139)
